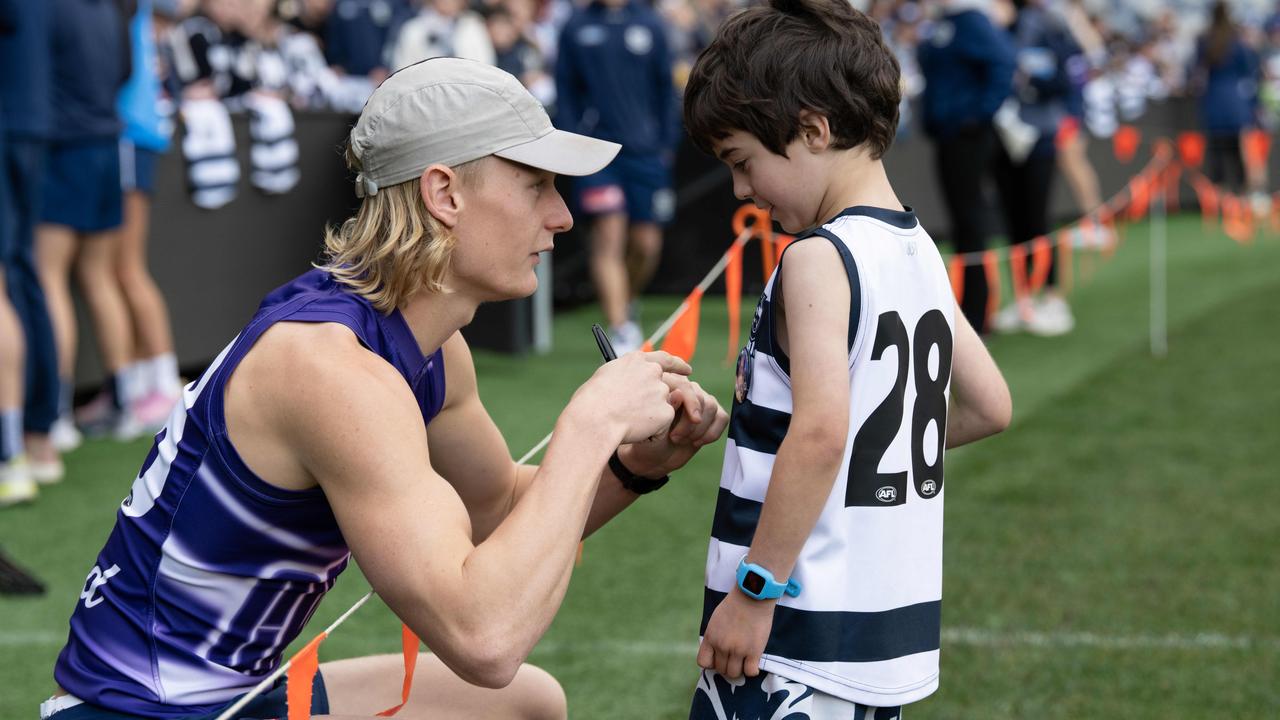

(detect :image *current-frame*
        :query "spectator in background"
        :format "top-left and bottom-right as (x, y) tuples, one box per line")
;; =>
(918, 0), (1015, 336)
(486, 1), (554, 106)
(989, 0), (1079, 336)
(388, 0), (495, 71)
(0, 1), (58, 499)
(555, 0), (680, 353)
(113, 0), (185, 432)
(36, 0), (139, 446)
(324, 0), (411, 86)
(1192, 0), (1260, 195)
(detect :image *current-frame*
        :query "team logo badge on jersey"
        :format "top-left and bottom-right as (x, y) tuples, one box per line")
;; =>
(734, 345), (753, 404)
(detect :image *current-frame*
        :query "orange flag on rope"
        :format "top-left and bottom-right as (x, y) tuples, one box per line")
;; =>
(982, 251), (1001, 326)
(1029, 236), (1053, 293)
(724, 243), (743, 363)
(287, 633), (328, 720)
(1177, 132), (1206, 168)
(661, 288), (703, 362)
(1191, 175), (1219, 227)
(948, 256), (965, 303)
(641, 340), (654, 352)
(1163, 165), (1182, 213)
(1008, 243), (1030, 317)
(1113, 125), (1140, 163)
(376, 626), (421, 717)
(1056, 230), (1073, 294)
(1222, 195), (1255, 244)
(1243, 128), (1271, 173)
(1127, 175), (1150, 220)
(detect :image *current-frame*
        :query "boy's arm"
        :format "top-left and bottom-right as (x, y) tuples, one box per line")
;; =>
(946, 307), (1012, 448)
(697, 239), (852, 680)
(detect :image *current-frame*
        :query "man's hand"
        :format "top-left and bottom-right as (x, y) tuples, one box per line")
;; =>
(621, 374), (729, 478)
(571, 351), (692, 445)
(696, 591), (775, 679)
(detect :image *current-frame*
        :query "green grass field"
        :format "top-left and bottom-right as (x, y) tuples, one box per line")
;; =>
(2, 214), (1277, 718)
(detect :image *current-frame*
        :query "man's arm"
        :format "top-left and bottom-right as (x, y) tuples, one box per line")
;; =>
(946, 307), (1012, 447)
(698, 239), (852, 679)
(266, 326), (685, 689)
(427, 333), (728, 542)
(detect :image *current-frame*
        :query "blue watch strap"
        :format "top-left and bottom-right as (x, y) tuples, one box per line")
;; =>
(736, 556), (802, 600)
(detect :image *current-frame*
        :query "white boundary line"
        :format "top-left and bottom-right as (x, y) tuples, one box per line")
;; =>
(7, 627), (1276, 653)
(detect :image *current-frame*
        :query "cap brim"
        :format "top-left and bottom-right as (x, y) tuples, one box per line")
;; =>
(493, 130), (621, 177)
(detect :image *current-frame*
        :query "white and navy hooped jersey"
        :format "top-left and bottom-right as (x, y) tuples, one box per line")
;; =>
(705, 206), (956, 707)
(54, 269), (447, 719)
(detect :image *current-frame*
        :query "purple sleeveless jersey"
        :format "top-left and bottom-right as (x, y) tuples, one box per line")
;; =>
(54, 269), (446, 718)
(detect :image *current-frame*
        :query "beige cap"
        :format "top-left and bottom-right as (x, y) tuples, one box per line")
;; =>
(349, 58), (621, 197)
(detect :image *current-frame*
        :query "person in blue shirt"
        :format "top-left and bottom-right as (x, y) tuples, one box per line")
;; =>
(988, 0), (1080, 337)
(555, 0), (680, 354)
(0, 0), (61, 493)
(918, 0), (1015, 336)
(1193, 0), (1261, 194)
(325, 0), (413, 85)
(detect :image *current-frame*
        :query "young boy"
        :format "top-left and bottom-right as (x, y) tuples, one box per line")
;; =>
(683, 1), (1013, 717)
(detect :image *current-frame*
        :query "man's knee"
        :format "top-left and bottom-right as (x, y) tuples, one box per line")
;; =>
(512, 664), (567, 720)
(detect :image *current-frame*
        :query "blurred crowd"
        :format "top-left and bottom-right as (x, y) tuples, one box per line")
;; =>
(3, 0), (1280, 515)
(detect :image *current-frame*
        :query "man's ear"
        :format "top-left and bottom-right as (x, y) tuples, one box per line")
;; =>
(797, 109), (833, 153)
(420, 164), (463, 228)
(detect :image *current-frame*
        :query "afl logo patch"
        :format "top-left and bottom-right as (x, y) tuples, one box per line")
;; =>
(624, 25), (653, 55)
(734, 345), (753, 404)
(920, 479), (937, 497)
(876, 486), (897, 503)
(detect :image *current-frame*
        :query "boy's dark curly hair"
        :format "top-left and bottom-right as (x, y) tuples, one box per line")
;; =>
(683, 0), (902, 160)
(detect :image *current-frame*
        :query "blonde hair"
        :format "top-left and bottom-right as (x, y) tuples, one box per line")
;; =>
(317, 144), (480, 313)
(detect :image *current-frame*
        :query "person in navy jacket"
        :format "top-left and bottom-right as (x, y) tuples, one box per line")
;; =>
(1193, 0), (1261, 194)
(918, 0), (1014, 336)
(555, 0), (680, 354)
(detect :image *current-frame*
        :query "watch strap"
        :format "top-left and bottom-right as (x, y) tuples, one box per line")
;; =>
(608, 451), (670, 495)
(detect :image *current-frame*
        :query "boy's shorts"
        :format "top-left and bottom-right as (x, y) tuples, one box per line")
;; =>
(39, 670), (328, 720)
(575, 151), (674, 224)
(119, 139), (160, 195)
(41, 137), (123, 233)
(690, 669), (903, 720)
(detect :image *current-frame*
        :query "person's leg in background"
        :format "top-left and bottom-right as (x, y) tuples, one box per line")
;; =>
(33, 221), (77, 471)
(580, 165), (644, 353)
(115, 141), (181, 430)
(0, 131), (37, 507)
(1020, 148), (1073, 336)
(620, 154), (674, 337)
(935, 125), (995, 335)
(5, 137), (62, 481)
(69, 137), (140, 440)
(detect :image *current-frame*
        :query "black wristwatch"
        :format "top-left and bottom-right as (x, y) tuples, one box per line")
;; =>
(608, 450), (670, 495)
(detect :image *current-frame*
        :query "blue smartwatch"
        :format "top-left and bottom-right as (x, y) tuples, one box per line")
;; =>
(736, 556), (802, 600)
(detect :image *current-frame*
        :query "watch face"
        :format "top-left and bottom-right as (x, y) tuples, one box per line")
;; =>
(743, 571), (766, 596)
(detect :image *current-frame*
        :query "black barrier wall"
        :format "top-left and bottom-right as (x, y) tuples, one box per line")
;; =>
(67, 98), (1246, 383)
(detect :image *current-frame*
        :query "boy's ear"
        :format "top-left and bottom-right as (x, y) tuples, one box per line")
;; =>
(420, 164), (464, 229)
(797, 109), (833, 153)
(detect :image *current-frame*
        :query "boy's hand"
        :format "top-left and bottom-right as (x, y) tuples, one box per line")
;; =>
(620, 375), (729, 478)
(696, 591), (775, 679)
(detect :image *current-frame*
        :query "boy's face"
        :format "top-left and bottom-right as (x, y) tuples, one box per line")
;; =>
(713, 130), (825, 234)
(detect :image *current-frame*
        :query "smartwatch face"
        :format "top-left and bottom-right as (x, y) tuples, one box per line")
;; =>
(742, 570), (766, 596)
